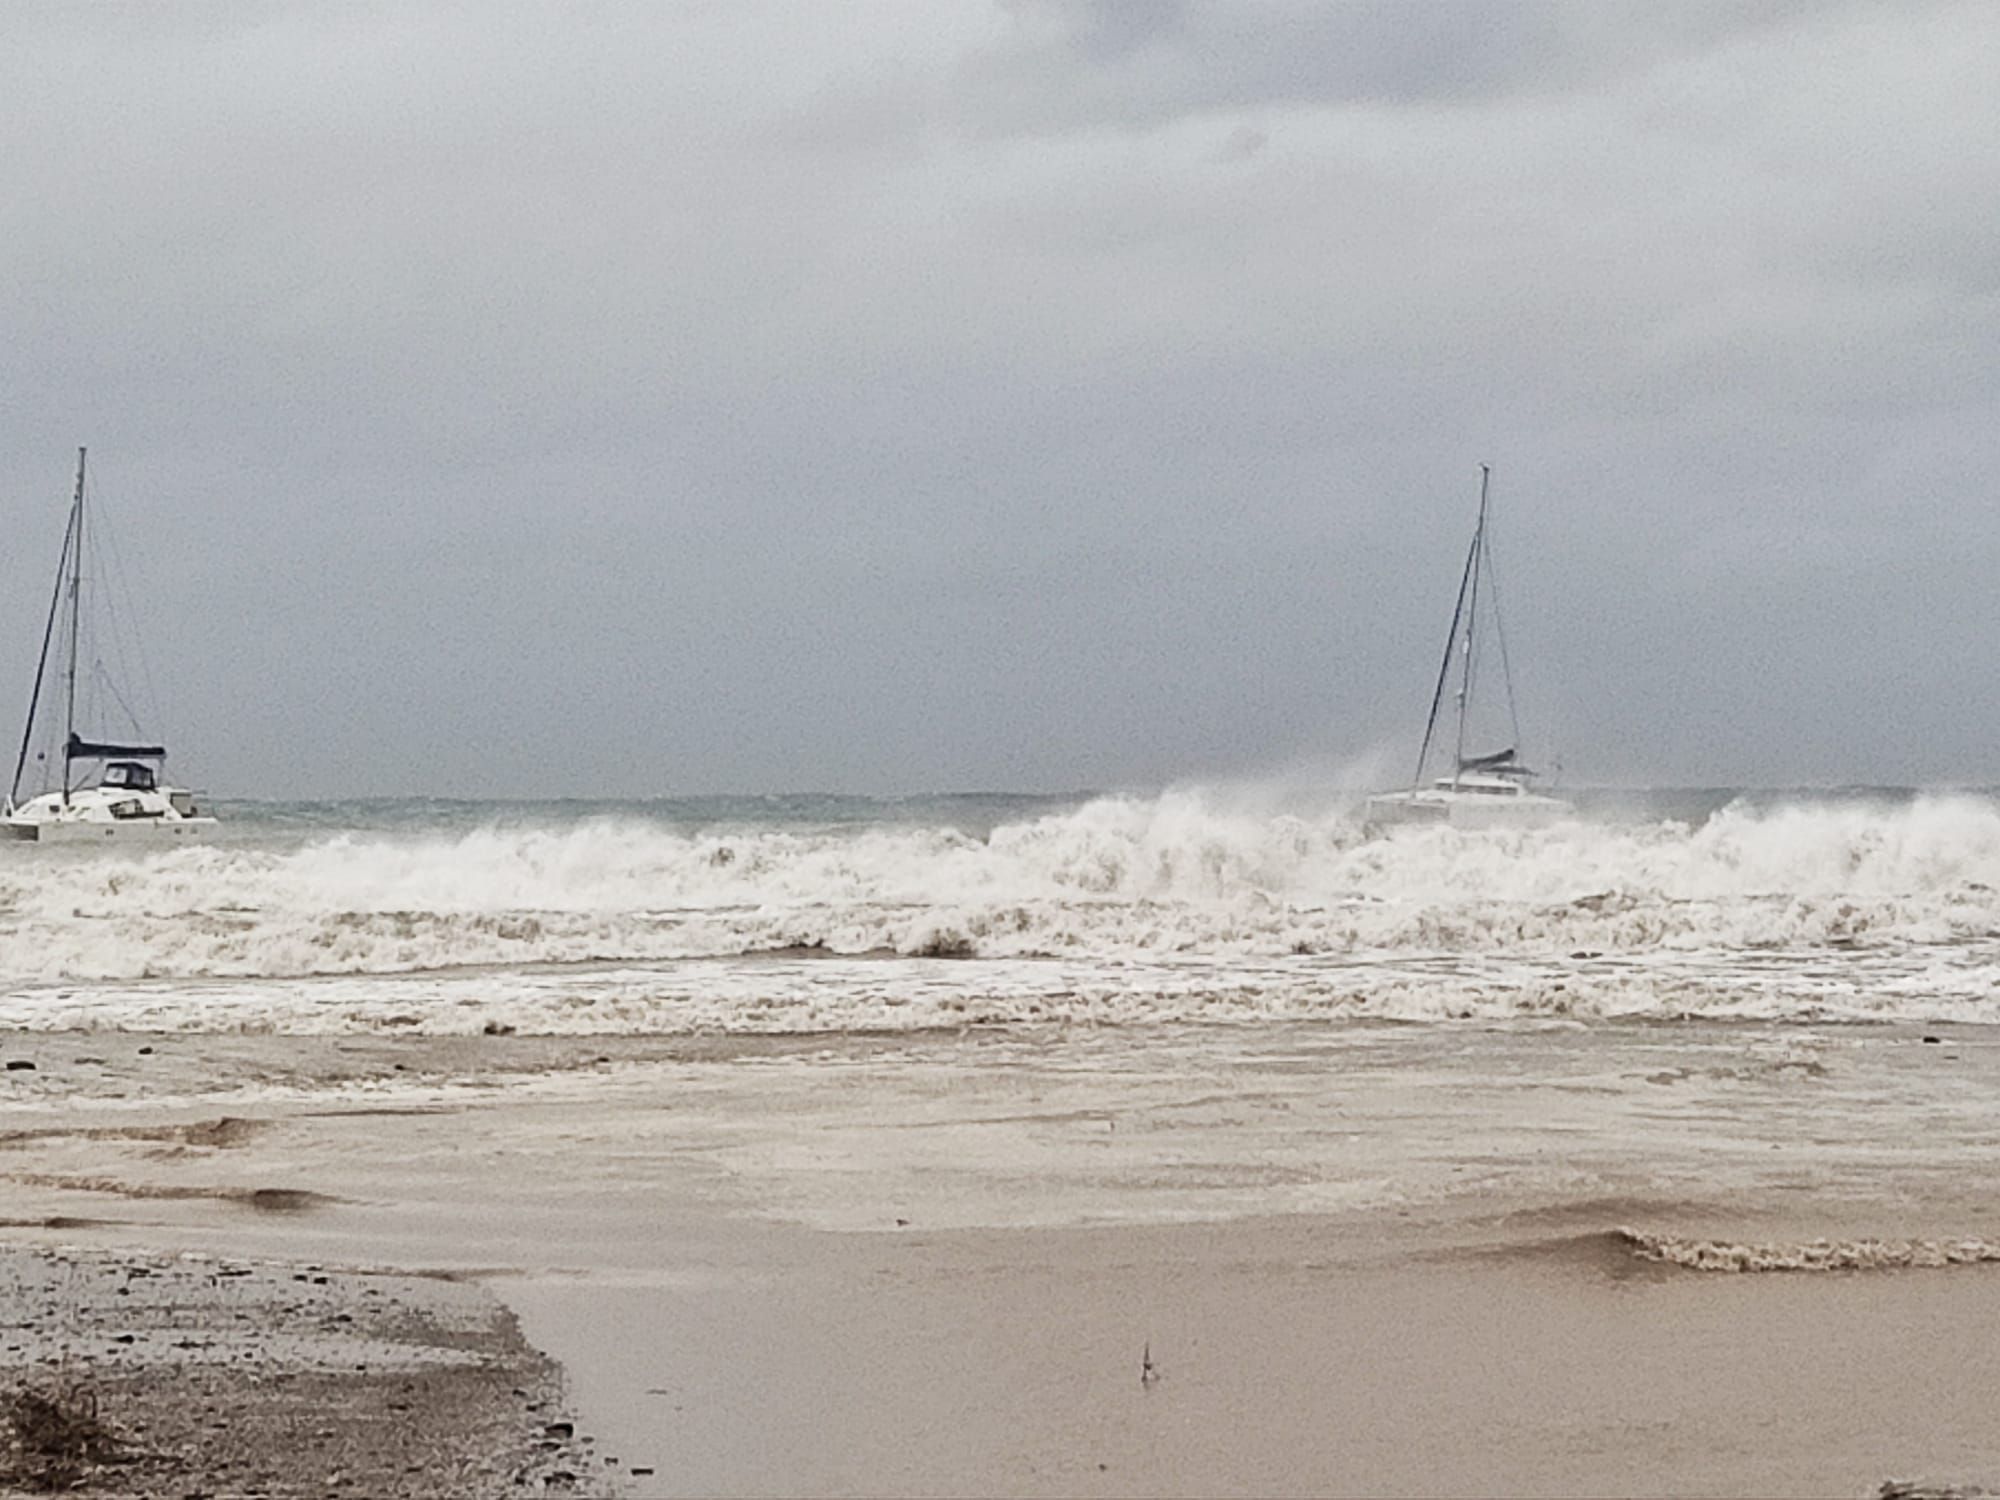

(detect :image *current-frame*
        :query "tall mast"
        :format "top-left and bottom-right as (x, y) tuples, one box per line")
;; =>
(1413, 498), (1482, 791)
(8, 470), (81, 810)
(61, 447), (85, 805)
(1451, 464), (1491, 786)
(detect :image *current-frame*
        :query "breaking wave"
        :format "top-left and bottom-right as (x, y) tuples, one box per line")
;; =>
(3, 790), (2000, 1031)
(1615, 1229), (2000, 1273)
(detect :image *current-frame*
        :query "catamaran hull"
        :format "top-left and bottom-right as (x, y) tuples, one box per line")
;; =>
(4, 817), (217, 844)
(1363, 792), (1570, 833)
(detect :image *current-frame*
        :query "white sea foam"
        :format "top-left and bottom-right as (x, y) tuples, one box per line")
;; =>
(2, 792), (1998, 1032)
(1618, 1229), (2000, 1273)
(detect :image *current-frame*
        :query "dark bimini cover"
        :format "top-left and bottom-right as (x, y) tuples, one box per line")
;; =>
(1457, 747), (1522, 772)
(67, 734), (167, 760)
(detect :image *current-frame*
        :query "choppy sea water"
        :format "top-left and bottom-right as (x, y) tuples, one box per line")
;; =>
(2, 786), (1996, 1036)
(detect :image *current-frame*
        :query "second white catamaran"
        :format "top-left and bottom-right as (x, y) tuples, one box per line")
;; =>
(4, 448), (217, 842)
(1364, 466), (1570, 832)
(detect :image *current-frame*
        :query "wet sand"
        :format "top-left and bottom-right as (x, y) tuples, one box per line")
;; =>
(1, 1023), (1998, 1495)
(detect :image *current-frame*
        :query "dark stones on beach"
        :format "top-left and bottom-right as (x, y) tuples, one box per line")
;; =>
(1, 1385), (122, 1491)
(5, 1060), (35, 1071)
(0, 1246), (584, 1496)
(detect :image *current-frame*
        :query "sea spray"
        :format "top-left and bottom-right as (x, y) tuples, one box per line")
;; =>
(1, 793), (1999, 1033)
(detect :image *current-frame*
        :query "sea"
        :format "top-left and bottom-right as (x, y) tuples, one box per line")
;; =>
(1, 784), (1993, 1039)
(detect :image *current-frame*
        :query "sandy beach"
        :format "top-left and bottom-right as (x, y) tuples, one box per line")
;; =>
(0, 1241), (589, 1496)
(0, 1020), (1997, 1496)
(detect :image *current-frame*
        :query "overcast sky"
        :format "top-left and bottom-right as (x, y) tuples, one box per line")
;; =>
(2, 1), (1994, 797)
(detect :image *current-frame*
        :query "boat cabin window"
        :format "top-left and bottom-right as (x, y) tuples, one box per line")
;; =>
(102, 762), (157, 792)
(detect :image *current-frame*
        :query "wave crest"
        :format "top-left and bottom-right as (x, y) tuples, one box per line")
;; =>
(1617, 1229), (2000, 1273)
(4, 792), (2000, 1002)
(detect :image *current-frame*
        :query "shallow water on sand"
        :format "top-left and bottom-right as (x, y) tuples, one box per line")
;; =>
(0, 1019), (1992, 1257)
(1, 1020), (1997, 1495)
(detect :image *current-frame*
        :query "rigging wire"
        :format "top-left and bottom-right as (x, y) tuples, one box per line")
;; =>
(96, 662), (147, 742)
(8, 499), (77, 805)
(87, 476), (167, 742)
(1453, 467), (1489, 778)
(1479, 489), (1525, 760)
(1414, 515), (1481, 789)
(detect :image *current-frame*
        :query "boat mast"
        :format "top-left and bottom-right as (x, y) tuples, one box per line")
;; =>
(7, 456), (83, 811)
(1452, 465), (1491, 786)
(61, 447), (86, 805)
(1413, 469), (1484, 791)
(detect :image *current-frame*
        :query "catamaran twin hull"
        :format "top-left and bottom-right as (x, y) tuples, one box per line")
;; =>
(3, 786), (217, 843)
(1362, 787), (1570, 833)
(4, 817), (215, 843)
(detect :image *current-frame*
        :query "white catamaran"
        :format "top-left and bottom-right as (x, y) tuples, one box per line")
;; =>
(4, 448), (217, 842)
(1364, 466), (1570, 832)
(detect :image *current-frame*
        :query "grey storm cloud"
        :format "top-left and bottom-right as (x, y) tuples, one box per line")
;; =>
(0, 1), (1995, 797)
(956, 1), (1877, 124)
